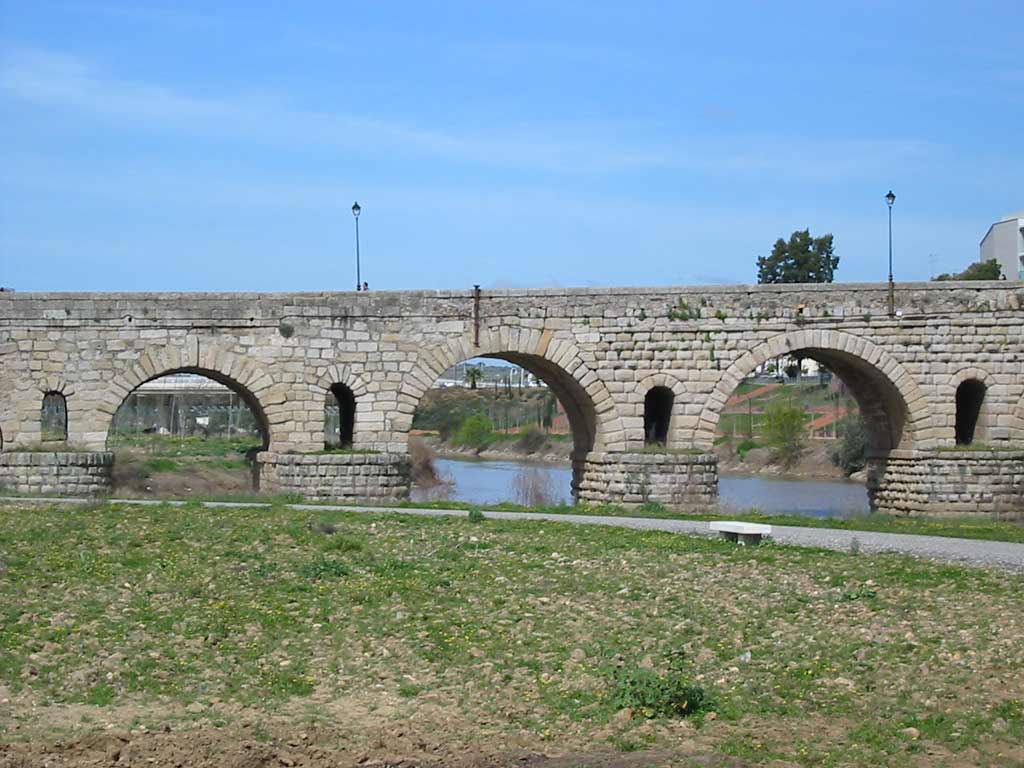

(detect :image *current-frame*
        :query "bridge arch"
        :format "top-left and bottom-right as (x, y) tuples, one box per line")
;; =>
(398, 328), (623, 459)
(696, 329), (930, 454)
(97, 345), (278, 450)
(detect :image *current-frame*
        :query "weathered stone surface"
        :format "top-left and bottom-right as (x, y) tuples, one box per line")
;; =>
(1, 281), (1022, 513)
(257, 452), (411, 501)
(0, 451), (113, 496)
(868, 451), (1024, 516)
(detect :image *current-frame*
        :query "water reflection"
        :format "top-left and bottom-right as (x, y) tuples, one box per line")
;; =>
(411, 457), (869, 518)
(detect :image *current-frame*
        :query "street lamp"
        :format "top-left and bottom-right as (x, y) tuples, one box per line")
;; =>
(352, 201), (362, 290)
(886, 190), (896, 317)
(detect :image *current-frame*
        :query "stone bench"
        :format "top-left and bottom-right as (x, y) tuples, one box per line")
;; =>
(709, 521), (771, 545)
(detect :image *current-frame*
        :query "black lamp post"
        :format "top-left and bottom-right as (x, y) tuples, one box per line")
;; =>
(352, 201), (362, 290)
(886, 190), (896, 317)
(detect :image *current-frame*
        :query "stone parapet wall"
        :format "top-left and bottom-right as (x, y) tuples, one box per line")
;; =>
(577, 451), (717, 508)
(869, 450), (1024, 516)
(0, 452), (113, 496)
(257, 452), (411, 501)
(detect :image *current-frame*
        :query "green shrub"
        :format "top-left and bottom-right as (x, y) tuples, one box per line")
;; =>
(454, 413), (494, 449)
(467, 508), (485, 523)
(299, 558), (350, 580)
(831, 414), (866, 475)
(762, 401), (806, 467)
(611, 667), (711, 719)
(515, 425), (548, 454)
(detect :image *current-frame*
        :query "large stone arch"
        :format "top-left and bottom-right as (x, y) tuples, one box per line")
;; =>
(96, 345), (281, 450)
(397, 329), (623, 456)
(696, 329), (930, 453)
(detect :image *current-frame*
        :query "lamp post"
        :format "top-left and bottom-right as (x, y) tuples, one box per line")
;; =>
(352, 201), (362, 290)
(886, 190), (896, 317)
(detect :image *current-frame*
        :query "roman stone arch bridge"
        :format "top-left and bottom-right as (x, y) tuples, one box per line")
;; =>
(2, 282), (1023, 515)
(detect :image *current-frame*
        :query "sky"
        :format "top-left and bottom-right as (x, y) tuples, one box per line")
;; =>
(1, 1), (1021, 292)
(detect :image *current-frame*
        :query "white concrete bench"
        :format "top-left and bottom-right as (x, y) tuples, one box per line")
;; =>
(709, 521), (772, 545)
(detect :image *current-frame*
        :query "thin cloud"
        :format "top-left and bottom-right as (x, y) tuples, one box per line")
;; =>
(1, 45), (953, 181)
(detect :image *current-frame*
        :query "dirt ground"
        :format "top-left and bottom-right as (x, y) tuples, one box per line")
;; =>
(0, 727), (744, 768)
(111, 456), (256, 497)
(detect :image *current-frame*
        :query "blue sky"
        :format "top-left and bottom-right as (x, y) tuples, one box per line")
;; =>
(1, 1), (1020, 291)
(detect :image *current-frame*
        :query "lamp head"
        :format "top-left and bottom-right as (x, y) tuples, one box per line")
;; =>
(885, 190), (896, 207)
(352, 201), (361, 218)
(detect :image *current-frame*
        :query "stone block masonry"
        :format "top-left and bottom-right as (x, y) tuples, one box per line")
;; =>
(0, 452), (113, 496)
(2, 281), (1023, 515)
(257, 452), (410, 501)
(868, 450), (1024, 516)
(578, 452), (718, 507)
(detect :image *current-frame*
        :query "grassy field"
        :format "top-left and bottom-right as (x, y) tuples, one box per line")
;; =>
(397, 500), (1024, 544)
(1, 501), (1022, 766)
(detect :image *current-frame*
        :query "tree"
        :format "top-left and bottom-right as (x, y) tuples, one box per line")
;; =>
(831, 414), (866, 476)
(932, 258), (1003, 281)
(757, 229), (838, 284)
(762, 401), (806, 467)
(464, 365), (483, 390)
(454, 412), (493, 449)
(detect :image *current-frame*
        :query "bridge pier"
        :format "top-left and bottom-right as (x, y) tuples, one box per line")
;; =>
(868, 450), (1024, 517)
(576, 451), (718, 508)
(256, 451), (411, 502)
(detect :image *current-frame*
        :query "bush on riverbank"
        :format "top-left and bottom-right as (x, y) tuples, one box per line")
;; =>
(453, 413), (495, 450)
(831, 414), (867, 475)
(409, 437), (444, 486)
(762, 401), (806, 467)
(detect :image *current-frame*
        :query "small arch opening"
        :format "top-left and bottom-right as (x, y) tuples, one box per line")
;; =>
(955, 379), (986, 445)
(325, 383), (356, 449)
(643, 386), (674, 446)
(41, 391), (68, 442)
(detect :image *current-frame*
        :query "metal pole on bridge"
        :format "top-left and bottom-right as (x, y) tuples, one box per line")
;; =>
(352, 202), (362, 290)
(886, 190), (896, 317)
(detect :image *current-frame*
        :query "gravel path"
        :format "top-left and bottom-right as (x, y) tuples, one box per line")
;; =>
(8, 496), (1024, 572)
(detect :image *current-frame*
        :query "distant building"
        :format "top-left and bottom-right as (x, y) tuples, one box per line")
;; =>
(980, 210), (1024, 280)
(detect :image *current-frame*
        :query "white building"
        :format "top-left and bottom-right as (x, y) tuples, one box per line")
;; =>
(980, 210), (1024, 280)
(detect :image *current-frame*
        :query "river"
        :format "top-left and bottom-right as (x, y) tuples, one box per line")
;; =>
(412, 456), (869, 518)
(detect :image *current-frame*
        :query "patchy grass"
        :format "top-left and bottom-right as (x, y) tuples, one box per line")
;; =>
(106, 434), (262, 458)
(392, 499), (1024, 544)
(0, 501), (1022, 767)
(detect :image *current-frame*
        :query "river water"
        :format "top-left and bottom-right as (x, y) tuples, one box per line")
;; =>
(412, 456), (869, 518)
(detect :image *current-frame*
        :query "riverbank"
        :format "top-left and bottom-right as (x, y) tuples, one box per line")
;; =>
(427, 436), (856, 482)
(431, 440), (569, 465)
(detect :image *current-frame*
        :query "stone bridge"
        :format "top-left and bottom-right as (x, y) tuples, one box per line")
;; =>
(2, 281), (1023, 515)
